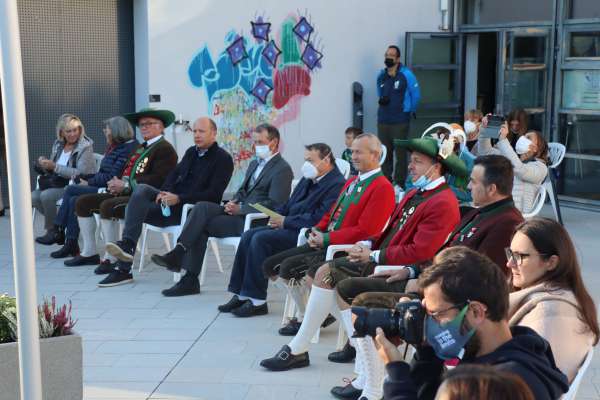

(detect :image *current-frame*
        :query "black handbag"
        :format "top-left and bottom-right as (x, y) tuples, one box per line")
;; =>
(37, 173), (70, 190)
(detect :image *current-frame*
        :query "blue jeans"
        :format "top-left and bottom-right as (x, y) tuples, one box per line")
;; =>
(55, 184), (99, 240)
(227, 226), (299, 300)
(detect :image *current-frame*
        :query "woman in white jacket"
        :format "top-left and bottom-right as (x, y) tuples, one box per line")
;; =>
(471, 121), (548, 214)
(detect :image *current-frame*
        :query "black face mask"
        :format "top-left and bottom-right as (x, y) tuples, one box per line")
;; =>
(384, 58), (396, 68)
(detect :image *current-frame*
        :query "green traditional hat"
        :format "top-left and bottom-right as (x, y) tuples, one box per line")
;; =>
(394, 137), (468, 178)
(123, 108), (176, 128)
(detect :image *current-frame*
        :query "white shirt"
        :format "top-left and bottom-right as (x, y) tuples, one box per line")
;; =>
(56, 150), (71, 167)
(144, 134), (162, 147)
(358, 167), (381, 181)
(253, 152), (279, 181)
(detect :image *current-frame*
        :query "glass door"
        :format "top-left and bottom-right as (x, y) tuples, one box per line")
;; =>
(405, 32), (464, 138)
(500, 28), (552, 132)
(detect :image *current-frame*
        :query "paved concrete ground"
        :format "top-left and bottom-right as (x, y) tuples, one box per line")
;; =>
(0, 205), (598, 399)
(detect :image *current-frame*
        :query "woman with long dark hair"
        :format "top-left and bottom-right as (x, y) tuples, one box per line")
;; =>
(506, 217), (599, 382)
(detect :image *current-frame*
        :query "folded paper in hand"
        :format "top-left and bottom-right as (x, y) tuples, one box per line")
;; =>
(250, 203), (283, 219)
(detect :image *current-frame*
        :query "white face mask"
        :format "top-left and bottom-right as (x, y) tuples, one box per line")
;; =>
(255, 145), (271, 160)
(515, 136), (533, 155)
(464, 120), (477, 134)
(301, 161), (319, 179)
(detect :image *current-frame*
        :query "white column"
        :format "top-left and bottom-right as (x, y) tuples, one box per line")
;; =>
(0, 1), (43, 399)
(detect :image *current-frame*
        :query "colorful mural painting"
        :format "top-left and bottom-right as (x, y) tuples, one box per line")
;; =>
(188, 14), (323, 189)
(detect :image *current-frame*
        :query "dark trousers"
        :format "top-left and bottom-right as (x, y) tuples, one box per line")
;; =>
(336, 275), (407, 305)
(227, 226), (299, 300)
(178, 202), (245, 276)
(378, 122), (409, 185)
(75, 192), (130, 219)
(262, 244), (327, 281)
(118, 184), (182, 272)
(55, 184), (100, 240)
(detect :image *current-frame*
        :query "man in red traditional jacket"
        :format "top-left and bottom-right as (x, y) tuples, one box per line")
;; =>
(260, 138), (465, 379)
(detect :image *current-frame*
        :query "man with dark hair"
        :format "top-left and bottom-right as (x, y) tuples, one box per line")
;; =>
(98, 117), (234, 288)
(215, 143), (346, 316)
(342, 127), (363, 176)
(375, 246), (569, 400)
(377, 45), (420, 187)
(150, 123), (293, 296)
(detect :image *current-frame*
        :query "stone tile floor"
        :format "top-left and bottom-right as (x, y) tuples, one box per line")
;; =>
(0, 205), (598, 399)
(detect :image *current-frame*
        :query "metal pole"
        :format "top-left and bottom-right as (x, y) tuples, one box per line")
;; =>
(0, 1), (43, 399)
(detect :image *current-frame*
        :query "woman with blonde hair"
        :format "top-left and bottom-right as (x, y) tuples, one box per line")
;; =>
(34, 114), (95, 244)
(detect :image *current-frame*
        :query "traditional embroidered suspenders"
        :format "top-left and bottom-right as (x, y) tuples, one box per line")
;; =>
(444, 201), (514, 247)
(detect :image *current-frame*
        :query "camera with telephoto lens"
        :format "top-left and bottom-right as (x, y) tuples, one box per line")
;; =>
(351, 299), (425, 345)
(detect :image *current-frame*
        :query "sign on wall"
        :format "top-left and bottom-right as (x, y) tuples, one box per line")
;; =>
(562, 70), (600, 111)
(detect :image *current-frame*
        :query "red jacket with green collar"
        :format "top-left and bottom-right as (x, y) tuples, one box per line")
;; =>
(375, 181), (459, 267)
(314, 171), (395, 247)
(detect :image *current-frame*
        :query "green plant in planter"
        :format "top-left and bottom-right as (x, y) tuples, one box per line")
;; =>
(0, 295), (76, 342)
(0, 295), (16, 343)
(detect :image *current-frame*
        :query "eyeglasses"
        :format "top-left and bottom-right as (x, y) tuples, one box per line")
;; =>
(139, 122), (160, 128)
(504, 247), (549, 266)
(427, 302), (468, 323)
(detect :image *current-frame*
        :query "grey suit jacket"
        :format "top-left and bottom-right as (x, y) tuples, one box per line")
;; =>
(233, 153), (294, 215)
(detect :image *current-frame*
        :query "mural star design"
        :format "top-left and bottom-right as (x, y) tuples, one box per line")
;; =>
(293, 17), (313, 42)
(262, 40), (282, 68)
(251, 79), (273, 104)
(301, 43), (323, 70)
(251, 21), (271, 42)
(226, 36), (248, 65)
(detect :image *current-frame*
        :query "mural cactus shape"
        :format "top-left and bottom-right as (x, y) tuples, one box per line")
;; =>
(188, 13), (323, 189)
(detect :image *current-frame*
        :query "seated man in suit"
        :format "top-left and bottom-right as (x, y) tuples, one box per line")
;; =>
(98, 117), (234, 288)
(150, 123), (293, 297)
(218, 134), (396, 319)
(216, 143), (347, 316)
(64, 108), (178, 269)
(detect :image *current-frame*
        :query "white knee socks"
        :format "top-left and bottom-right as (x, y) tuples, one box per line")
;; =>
(77, 216), (97, 257)
(288, 285), (334, 354)
(356, 335), (385, 400)
(99, 218), (118, 262)
(340, 308), (364, 390)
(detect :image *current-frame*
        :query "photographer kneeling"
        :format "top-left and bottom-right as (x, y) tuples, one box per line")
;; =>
(355, 246), (568, 400)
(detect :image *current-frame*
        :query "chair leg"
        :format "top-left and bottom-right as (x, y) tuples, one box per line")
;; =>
(548, 175), (563, 225)
(209, 238), (224, 273)
(138, 224), (148, 273)
(162, 233), (172, 251)
(173, 272), (181, 282)
(200, 245), (209, 286)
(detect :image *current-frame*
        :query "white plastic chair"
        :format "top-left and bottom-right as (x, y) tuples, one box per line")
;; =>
(138, 203), (195, 282)
(201, 212), (268, 285)
(562, 347), (594, 400)
(335, 158), (351, 179)
(523, 185), (547, 219)
(546, 142), (566, 225)
(380, 144), (387, 166)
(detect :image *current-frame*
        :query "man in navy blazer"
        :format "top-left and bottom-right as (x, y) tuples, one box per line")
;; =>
(218, 143), (346, 317)
(150, 123), (294, 297)
(99, 117), (234, 288)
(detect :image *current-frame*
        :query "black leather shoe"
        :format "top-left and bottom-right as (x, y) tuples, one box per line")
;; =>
(106, 239), (135, 262)
(36, 227), (65, 246)
(161, 274), (200, 297)
(259, 345), (310, 371)
(328, 340), (356, 363)
(217, 295), (246, 312)
(98, 269), (133, 287)
(231, 301), (268, 318)
(94, 260), (116, 275)
(322, 313), (336, 328)
(278, 318), (301, 336)
(151, 245), (184, 272)
(50, 239), (79, 259)
(331, 381), (362, 400)
(64, 254), (100, 267)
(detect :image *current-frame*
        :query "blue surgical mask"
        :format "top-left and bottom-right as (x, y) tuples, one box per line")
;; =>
(161, 201), (171, 217)
(425, 304), (475, 360)
(412, 165), (435, 190)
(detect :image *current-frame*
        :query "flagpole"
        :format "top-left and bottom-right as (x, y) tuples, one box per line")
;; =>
(0, 1), (43, 399)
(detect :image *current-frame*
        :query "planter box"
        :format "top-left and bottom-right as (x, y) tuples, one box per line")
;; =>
(0, 334), (82, 400)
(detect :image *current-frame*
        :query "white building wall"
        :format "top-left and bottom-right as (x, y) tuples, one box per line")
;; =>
(137, 0), (442, 188)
